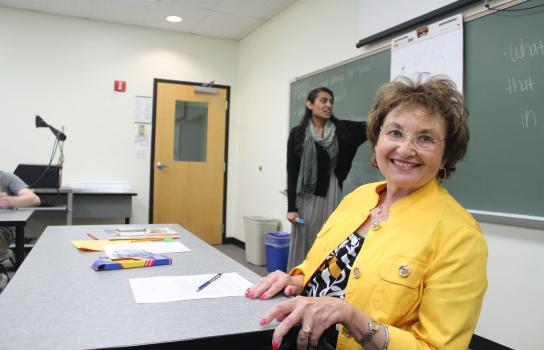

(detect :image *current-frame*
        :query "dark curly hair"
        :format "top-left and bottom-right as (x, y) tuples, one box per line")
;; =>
(366, 76), (469, 179)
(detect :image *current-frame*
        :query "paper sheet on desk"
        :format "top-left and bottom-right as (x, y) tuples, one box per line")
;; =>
(71, 240), (125, 252)
(104, 242), (190, 257)
(129, 273), (253, 303)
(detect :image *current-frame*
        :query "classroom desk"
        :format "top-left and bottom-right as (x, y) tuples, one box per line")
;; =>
(0, 224), (282, 349)
(34, 188), (137, 224)
(0, 208), (34, 267)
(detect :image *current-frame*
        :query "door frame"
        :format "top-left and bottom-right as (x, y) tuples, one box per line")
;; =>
(149, 78), (230, 244)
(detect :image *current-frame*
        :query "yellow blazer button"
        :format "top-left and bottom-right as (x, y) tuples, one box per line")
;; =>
(399, 264), (411, 278)
(353, 267), (361, 279)
(371, 220), (381, 231)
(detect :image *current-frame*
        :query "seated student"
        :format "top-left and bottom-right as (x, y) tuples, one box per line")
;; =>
(0, 170), (41, 249)
(247, 76), (488, 350)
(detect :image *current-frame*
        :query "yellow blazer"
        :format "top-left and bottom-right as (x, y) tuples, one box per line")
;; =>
(291, 179), (488, 350)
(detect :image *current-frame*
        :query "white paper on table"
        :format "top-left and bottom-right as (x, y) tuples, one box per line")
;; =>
(103, 242), (191, 257)
(390, 13), (464, 93)
(129, 273), (253, 303)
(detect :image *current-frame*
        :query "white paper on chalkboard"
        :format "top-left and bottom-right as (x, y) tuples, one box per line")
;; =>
(390, 13), (464, 93)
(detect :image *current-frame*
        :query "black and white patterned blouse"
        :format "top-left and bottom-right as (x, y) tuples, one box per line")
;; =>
(303, 232), (365, 298)
(294, 232), (364, 349)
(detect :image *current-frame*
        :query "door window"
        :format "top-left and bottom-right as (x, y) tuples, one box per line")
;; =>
(173, 101), (208, 162)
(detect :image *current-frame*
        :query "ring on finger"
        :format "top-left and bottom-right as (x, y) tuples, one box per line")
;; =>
(302, 326), (312, 335)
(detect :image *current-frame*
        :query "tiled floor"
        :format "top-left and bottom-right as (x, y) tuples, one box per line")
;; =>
(213, 243), (269, 277)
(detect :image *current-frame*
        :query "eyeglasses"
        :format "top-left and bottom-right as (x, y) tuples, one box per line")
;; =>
(380, 127), (445, 149)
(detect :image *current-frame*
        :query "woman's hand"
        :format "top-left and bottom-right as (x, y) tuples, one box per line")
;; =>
(286, 211), (300, 223)
(246, 271), (304, 300)
(260, 296), (351, 350)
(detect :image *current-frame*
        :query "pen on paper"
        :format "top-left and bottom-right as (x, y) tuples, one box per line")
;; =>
(86, 232), (99, 240)
(196, 272), (223, 292)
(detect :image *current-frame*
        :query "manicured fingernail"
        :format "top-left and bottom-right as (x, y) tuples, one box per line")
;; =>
(259, 293), (266, 299)
(259, 318), (267, 326)
(272, 340), (279, 350)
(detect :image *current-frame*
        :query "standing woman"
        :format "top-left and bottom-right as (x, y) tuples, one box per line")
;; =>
(286, 87), (367, 269)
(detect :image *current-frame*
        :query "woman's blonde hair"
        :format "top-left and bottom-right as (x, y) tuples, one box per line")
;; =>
(366, 75), (469, 179)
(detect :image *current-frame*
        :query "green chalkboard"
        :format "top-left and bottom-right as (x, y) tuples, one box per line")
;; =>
(289, 50), (391, 194)
(289, 1), (544, 217)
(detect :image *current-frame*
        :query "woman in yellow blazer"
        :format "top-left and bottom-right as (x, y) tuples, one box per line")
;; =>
(247, 76), (488, 350)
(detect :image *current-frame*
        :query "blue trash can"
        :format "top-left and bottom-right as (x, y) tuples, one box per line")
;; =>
(265, 232), (291, 273)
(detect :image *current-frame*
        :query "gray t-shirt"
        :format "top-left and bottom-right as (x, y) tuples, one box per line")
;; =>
(1, 171), (29, 246)
(0, 171), (28, 195)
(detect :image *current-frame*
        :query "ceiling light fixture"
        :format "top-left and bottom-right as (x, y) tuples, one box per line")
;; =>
(166, 16), (183, 23)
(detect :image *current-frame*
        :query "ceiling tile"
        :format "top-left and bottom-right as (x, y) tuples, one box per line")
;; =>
(144, 1), (208, 32)
(260, 0), (296, 20)
(0, 0), (297, 40)
(194, 10), (264, 40)
(89, 0), (157, 26)
(159, 0), (223, 10)
(0, 0), (34, 10)
(31, 0), (93, 18)
(215, 0), (295, 20)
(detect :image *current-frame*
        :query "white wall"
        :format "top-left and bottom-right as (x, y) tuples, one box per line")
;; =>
(0, 7), (238, 226)
(477, 223), (544, 349)
(235, 0), (543, 349)
(229, 0), (363, 242)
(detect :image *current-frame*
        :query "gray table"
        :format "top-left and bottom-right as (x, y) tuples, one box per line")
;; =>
(0, 224), (282, 349)
(34, 188), (137, 224)
(0, 208), (34, 267)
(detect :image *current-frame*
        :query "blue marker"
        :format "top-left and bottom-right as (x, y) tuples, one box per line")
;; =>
(196, 272), (223, 292)
(295, 218), (305, 224)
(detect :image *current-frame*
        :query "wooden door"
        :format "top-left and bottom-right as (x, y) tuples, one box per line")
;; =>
(151, 80), (228, 244)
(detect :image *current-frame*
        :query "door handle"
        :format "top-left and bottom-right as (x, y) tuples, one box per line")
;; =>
(156, 161), (168, 169)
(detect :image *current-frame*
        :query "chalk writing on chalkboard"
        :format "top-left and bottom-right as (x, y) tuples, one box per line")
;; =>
(505, 38), (544, 63)
(520, 109), (537, 128)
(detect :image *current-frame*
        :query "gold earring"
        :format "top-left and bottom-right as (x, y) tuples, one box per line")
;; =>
(437, 168), (447, 182)
(371, 153), (378, 168)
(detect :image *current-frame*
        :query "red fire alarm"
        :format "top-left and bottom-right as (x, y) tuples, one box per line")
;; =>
(114, 80), (126, 92)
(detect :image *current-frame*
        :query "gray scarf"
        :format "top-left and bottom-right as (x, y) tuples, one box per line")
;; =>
(296, 120), (339, 195)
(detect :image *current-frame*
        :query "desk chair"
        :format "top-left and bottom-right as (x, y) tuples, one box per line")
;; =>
(0, 230), (14, 292)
